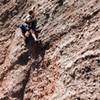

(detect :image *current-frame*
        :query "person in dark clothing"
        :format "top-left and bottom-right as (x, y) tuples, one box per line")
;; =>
(20, 9), (38, 44)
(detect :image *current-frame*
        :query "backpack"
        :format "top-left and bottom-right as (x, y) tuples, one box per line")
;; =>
(19, 23), (30, 33)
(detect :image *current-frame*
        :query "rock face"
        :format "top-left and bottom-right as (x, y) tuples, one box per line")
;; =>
(0, 0), (100, 100)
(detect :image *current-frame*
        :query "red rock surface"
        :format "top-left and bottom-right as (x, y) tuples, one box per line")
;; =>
(0, 0), (100, 100)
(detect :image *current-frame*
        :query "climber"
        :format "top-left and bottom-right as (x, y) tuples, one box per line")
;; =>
(19, 8), (38, 43)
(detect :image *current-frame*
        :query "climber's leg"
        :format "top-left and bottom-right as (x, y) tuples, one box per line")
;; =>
(25, 31), (30, 37)
(30, 29), (38, 41)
